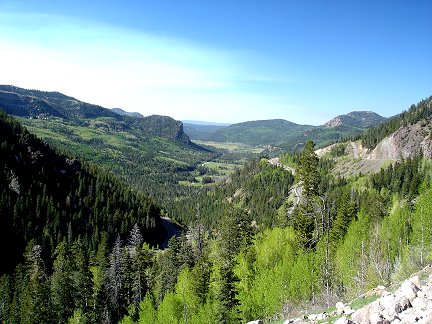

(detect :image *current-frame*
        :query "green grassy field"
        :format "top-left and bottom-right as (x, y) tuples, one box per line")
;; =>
(193, 140), (264, 154)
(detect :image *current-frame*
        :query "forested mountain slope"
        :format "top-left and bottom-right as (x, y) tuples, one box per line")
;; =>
(0, 85), (215, 204)
(204, 111), (385, 150)
(0, 112), (169, 323)
(117, 97), (432, 324)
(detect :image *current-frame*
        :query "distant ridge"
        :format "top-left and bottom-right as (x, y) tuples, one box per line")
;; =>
(0, 85), (195, 145)
(183, 120), (231, 126)
(200, 112), (386, 150)
(111, 108), (144, 118)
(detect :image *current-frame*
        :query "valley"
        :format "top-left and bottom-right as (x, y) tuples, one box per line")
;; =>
(1, 86), (432, 324)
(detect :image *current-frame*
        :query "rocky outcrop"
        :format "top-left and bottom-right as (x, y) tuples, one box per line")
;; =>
(350, 273), (432, 323)
(281, 266), (432, 324)
(324, 111), (385, 128)
(371, 119), (432, 160)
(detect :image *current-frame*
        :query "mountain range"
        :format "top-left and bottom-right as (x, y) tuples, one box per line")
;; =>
(185, 111), (386, 150)
(0, 85), (215, 202)
(2, 83), (432, 323)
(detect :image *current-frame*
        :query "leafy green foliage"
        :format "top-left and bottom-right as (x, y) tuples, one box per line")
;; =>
(2, 90), (432, 324)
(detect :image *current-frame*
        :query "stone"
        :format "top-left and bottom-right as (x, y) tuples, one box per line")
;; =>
(336, 301), (345, 315)
(411, 296), (428, 310)
(333, 316), (356, 324)
(307, 313), (318, 321)
(315, 313), (327, 321)
(398, 280), (420, 302)
(246, 321), (263, 324)
(343, 305), (355, 315)
(410, 275), (421, 288)
(394, 296), (412, 314)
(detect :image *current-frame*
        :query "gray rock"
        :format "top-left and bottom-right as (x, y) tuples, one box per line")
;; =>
(343, 305), (355, 315)
(398, 280), (420, 302)
(336, 301), (345, 315)
(411, 296), (429, 310)
(352, 299), (381, 323)
(333, 316), (356, 324)
(394, 296), (411, 314)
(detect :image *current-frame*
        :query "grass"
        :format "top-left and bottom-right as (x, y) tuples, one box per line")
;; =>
(193, 140), (264, 154)
(17, 116), (216, 194)
(202, 161), (239, 175)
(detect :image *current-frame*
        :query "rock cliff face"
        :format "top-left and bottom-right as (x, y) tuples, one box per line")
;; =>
(371, 118), (432, 160)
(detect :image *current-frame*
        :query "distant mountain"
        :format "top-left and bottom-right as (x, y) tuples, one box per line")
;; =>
(183, 120), (231, 126)
(0, 85), (215, 200)
(324, 111), (386, 128)
(111, 107), (144, 118)
(0, 85), (193, 144)
(202, 111), (386, 151)
(207, 119), (311, 147)
(183, 123), (228, 140)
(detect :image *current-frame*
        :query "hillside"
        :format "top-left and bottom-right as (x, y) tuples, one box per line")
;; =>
(204, 111), (385, 150)
(324, 111), (386, 128)
(208, 119), (312, 147)
(316, 97), (432, 177)
(0, 85), (215, 203)
(110, 108), (144, 118)
(183, 122), (228, 140)
(0, 85), (194, 144)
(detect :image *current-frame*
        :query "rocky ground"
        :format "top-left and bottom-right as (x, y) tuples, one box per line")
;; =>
(278, 265), (432, 324)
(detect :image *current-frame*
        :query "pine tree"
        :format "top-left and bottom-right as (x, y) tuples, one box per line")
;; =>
(292, 140), (322, 248)
(107, 235), (124, 321)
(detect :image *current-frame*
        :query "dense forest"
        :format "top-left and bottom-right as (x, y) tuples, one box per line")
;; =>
(0, 111), (166, 323)
(1, 96), (432, 323)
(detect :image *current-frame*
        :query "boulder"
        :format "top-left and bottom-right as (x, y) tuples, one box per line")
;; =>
(394, 296), (412, 314)
(411, 296), (428, 310)
(351, 299), (381, 324)
(343, 305), (355, 315)
(336, 301), (345, 315)
(398, 280), (420, 302)
(333, 316), (356, 324)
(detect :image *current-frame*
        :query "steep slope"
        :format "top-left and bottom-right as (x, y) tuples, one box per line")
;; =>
(0, 85), (215, 202)
(0, 111), (165, 274)
(318, 97), (432, 177)
(0, 85), (194, 144)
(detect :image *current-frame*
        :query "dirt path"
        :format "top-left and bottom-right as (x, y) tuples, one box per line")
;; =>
(288, 181), (303, 214)
(351, 141), (359, 159)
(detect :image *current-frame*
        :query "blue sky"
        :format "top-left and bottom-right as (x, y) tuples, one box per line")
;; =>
(0, 0), (431, 124)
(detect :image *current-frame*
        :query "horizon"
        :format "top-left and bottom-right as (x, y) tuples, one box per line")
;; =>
(0, 1), (431, 124)
(0, 83), (407, 126)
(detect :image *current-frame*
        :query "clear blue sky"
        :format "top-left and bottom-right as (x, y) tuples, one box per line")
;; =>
(0, 0), (431, 124)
